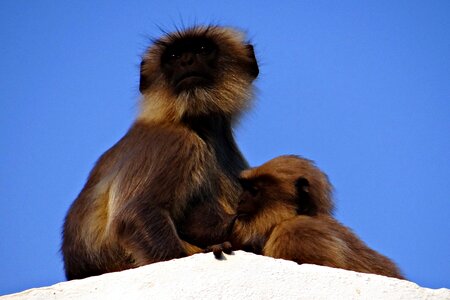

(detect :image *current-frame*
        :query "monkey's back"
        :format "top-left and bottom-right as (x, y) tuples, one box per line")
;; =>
(264, 215), (404, 279)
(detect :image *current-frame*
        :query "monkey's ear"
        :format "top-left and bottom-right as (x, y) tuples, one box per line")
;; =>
(295, 177), (317, 216)
(139, 60), (151, 93)
(245, 44), (259, 79)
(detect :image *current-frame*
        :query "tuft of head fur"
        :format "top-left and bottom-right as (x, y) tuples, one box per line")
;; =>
(138, 25), (257, 123)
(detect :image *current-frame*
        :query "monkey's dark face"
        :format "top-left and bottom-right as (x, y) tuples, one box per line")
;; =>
(236, 175), (277, 220)
(138, 26), (259, 121)
(160, 37), (218, 93)
(237, 156), (334, 218)
(140, 28), (258, 94)
(236, 178), (261, 219)
(237, 170), (320, 221)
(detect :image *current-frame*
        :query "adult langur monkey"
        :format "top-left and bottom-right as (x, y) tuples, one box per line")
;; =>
(62, 25), (259, 280)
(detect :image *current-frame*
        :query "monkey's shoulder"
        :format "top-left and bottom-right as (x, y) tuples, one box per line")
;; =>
(104, 121), (206, 160)
(80, 121), (208, 188)
(126, 121), (205, 146)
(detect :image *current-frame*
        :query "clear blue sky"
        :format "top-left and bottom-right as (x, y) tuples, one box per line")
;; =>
(1, 0), (449, 295)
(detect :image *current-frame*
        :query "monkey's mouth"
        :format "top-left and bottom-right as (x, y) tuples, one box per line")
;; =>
(174, 72), (212, 91)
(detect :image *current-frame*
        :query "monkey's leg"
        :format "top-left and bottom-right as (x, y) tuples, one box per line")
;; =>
(115, 203), (202, 265)
(181, 240), (204, 255)
(264, 219), (348, 268)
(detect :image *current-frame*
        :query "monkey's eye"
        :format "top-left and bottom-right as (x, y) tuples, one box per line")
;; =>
(247, 185), (259, 197)
(168, 51), (181, 59)
(199, 44), (211, 54)
(195, 41), (215, 55)
(240, 179), (259, 197)
(163, 47), (182, 63)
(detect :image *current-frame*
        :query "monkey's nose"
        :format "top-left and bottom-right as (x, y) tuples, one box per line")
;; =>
(180, 53), (195, 66)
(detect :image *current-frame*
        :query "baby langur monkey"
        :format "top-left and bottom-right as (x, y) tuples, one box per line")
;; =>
(225, 155), (404, 279)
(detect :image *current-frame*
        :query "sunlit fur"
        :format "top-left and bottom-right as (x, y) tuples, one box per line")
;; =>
(231, 155), (404, 279)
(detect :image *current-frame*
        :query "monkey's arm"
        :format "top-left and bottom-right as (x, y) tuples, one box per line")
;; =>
(114, 198), (204, 265)
(105, 123), (214, 265)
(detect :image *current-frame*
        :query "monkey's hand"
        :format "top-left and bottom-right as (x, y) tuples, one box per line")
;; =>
(204, 241), (233, 259)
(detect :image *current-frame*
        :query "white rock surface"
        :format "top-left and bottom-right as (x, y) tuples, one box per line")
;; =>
(2, 251), (449, 300)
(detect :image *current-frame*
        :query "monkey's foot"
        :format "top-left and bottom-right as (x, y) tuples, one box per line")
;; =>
(205, 242), (233, 259)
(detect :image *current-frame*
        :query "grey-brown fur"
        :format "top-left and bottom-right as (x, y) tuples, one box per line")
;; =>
(231, 155), (404, 279)
(62, 25), (258, 280)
